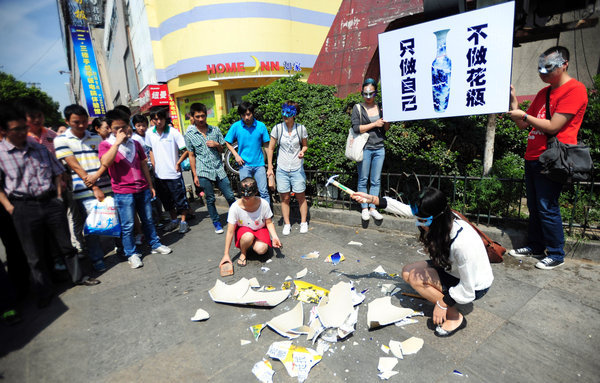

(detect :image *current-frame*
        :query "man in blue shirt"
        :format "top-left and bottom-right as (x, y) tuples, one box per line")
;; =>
(225, 102), (270, 203)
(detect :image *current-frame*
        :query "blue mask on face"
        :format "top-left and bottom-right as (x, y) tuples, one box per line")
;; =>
(281, 104), (297, 118)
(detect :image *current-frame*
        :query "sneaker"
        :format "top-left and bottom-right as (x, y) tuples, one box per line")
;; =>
(282, 224), (291, 236)
(152, 245), (173, 255)
(300, 222), (309, 234)
(135, 234), (143, 245)
(535, 256), (564, 270)
(128, 254), (143, 269)
(509, 247), (543, 257)
(361, 209), (370, 221)
(179, 221), (189, 234)
(163, 220), (179, 232)
(93, 260), (107, 272)
(214, 222), (224, 234)
(370, 209), (383, 220)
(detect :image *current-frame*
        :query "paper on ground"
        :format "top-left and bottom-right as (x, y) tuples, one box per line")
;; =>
(301, 251), (320, 259)
(252, 359), (274, 383)
(295, 268), (308, 279)
(373, 265), (386, 274)
(388, 340), (404, 359)
(378, 357), (398, 372)
(293, 280), (329, 304)
(317, 282), (353, 328)
(267, 341), (321, 381)
(401, 337), (424, 355)
(266, 302), (304, 339)
(209, 278), (290, 307)
(190, 308), (209, 321)
(250, 324), (266, 341)
(367, 296), (415, 329)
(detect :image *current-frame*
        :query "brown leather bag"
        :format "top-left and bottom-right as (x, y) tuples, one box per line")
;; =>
(452, 210), (505, 263)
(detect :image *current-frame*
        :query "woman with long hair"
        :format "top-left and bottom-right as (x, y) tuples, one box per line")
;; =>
(351, 78), (390, 222)
(352, 187), (493, 337)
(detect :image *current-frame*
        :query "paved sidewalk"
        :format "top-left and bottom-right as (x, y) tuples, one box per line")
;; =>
(1, 203), (599, 382)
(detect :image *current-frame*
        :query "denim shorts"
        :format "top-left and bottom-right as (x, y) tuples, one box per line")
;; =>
(276, 167), (306, 194)
(426, 260), (489, 301)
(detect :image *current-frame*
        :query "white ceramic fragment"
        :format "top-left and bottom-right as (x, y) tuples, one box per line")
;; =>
(190, 308), (210, 321)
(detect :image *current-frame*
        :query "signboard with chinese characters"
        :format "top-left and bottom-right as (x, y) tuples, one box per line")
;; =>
(378, 2), (514, 122)
(138, 84), (170, 112)
(70, 25), (107, 118)
(68, 0), (103, 26)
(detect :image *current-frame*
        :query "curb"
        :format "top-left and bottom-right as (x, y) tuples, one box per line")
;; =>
(209, 196), (600, 263)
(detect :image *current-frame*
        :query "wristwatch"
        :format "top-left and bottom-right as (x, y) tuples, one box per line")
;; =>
(522, 114), (528, 122)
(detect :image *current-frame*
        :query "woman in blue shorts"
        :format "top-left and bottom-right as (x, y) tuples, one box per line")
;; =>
(267, 101), (309, 235)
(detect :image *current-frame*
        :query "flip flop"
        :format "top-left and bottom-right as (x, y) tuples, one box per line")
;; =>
(237, 257), (247, 267)
(219, 261), (234, 277)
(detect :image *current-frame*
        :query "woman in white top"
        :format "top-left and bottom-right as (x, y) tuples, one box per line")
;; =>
(352, 187), (494, 337)
(267, 101), (309, 236)
(219, 177), (282, 276)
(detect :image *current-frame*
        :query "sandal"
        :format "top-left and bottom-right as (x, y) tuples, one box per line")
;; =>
(237, 257), (247, 267)
(219, 261), (234, 277)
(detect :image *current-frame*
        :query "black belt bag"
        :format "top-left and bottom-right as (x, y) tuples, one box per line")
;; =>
(538, 88), (593, 184)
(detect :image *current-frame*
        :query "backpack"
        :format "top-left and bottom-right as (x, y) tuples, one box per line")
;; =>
(274, 122), (303, 155)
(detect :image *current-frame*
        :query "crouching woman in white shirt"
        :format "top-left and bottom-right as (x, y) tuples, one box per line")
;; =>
(352, 187), (493, 337)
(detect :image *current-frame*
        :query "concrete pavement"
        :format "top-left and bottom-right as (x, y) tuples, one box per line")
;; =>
(1, 201), (599, 383)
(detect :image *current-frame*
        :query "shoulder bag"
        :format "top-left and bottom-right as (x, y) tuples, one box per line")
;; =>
(452, 210), (505, 263)
(345, 104), (370, 162)
(538, 88), (593, 184)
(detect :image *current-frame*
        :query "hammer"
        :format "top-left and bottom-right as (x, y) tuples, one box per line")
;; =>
(325, 175), (355, 196)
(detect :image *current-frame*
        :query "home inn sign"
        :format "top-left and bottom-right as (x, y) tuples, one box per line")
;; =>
(206, 55), (302, 78)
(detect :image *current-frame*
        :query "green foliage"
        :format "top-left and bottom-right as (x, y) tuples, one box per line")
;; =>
(0, 72), (63, 126)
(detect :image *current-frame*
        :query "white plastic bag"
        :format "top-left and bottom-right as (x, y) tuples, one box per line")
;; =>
(83, 196), (121, 237)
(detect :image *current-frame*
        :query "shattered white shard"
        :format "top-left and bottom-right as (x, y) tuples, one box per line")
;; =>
(373, 265), (386, 274)
(252, 359), (274, 383)
(241, 339), (251, 346)
(377, 357), (398, 372)
(381, 284), (395, 294)
(401, 337), (424, 355)
(266, 302), (304, 339)
(388, 340), (404, 359)
(347, 241), (363, 246)
(381, 344), (390, 354)
(208, 278), (290, 307)
(367, 296), (415, 329)
(317, 282), (353, 328)
(267, 341), (322, 381)
(337, 308), (359, 339)
(394, 318), (419, 327)
(190, 308), (210, 322)
(378, 370), (399, 380)
(295, 268), (308, 279)
(248, 277), (260, 288)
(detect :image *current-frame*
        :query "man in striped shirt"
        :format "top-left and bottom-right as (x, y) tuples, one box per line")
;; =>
(55, 105), (113, 271)
(184, 103), (235, 234)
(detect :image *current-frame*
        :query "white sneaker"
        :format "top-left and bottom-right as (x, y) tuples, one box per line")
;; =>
(299, 222), (308, 234)
(370, 209), (383, 220)
(361, 209), (370, 221)
(128, 254), (143, 269)
(152, 245), (173, 254)
(282, 224), (291, 236)
(135, 234), (143, 245)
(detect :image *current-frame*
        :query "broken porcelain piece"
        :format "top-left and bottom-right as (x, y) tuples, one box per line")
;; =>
(394, 318), (419, 327)
(373, 265), (386, 274)
(252, 359), (274, 383)
(209, 278), (290, 307)
(250, 323), (266, 341)
(324, 252), (345, 264)
(347, 241), (363, 246)
(381, 344), (390, 354)
(378, 370), (399, 380)
(317, 282), (353, 328)
(367, 296), (415, 329)
(295, 268), (308, 279)
(388, 340), (404, 359)
(266, 302), (304, 339)
(381, 284), (395, 294)
(293, 280), (329, 304)
(378, 357), (398, 372)
(241, 339), (251, 346)
(401, 336), (424, 355)
(248, 277), (260, 288)
(301, 251), (320, 259)
(190, 308), (210, 322)
(267, 341), (322, 382)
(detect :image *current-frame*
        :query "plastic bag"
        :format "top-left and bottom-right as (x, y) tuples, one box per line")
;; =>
(83, 196), (121, 237)
(181, 158), (191, 171)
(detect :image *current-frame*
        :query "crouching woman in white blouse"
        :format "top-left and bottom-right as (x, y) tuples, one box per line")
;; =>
(352, 187), (493, 337)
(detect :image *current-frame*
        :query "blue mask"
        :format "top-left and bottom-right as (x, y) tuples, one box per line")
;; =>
(281, 104), (297, 117)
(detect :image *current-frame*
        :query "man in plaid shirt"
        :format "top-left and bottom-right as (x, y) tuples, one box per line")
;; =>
(184, 103), (235, 234)
(0, 105), (99, 308)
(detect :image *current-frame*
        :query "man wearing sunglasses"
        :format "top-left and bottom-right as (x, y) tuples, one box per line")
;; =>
(507, 46), (588, 270)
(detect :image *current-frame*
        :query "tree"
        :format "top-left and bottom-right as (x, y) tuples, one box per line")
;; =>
(0, 71), (63, 127)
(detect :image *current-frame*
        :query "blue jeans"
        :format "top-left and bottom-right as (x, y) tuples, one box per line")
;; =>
(239, 165), (269, 203)
(357, 147), (385, 209)
(114, 189), (162, 257)
(525, 160), (565, 261)
(198, 175), (236, 224)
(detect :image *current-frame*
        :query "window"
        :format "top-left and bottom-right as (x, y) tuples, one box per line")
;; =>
(225, 88), (256, 113)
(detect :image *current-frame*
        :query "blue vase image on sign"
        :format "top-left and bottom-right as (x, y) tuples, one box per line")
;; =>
(431, 29), (451, 112)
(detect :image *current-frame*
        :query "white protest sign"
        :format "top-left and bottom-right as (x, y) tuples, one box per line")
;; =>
(378, 2), (514, 122)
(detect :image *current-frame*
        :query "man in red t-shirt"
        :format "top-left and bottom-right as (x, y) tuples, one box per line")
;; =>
(507, 46), (588, 270)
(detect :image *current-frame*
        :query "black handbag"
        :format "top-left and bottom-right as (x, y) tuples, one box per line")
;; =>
(538, 88), (593, 184)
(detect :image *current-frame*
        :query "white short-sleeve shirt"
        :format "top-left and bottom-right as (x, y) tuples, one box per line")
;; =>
(227, 198), (273, 230)
(144, 126), (186, 180)
(270, 122), (308, 172)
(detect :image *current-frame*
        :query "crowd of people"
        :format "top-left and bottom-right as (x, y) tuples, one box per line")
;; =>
(0, 45), (588, 338)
